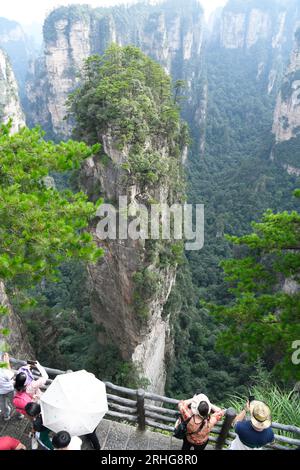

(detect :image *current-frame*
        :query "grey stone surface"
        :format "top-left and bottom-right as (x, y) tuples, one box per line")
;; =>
(1, 416), (213, 450)
(146, 432), (172, 450)
(126, 429), (150, 450)
(170, 436), (183, 450)
(96, 418), (112, 449)
(103, 420), (133, 450)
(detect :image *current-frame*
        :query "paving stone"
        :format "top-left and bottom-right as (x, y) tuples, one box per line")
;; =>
(0, 415), (31, 448)
(96, 418), (111, 448)
(146, 432), (172, 450)
(0, 413), (181, 451)
(170, 437), (183, 450)
(104, 421), (133, 450)
(126, 429), (150, 450)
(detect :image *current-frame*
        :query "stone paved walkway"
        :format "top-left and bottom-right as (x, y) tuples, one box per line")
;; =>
(0, 414), (186, 450)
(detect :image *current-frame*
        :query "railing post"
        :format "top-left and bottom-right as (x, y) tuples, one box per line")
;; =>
(215, 408), (237, 450)
(136, 389), (146, 431)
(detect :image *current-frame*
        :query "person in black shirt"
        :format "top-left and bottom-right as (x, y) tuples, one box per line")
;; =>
(25, 402), (53, 450)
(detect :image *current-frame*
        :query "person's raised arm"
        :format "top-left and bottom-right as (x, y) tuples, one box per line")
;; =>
(208, 409), (225, 429)
(34, 361), (48, 380)
(2, 353), (11, 369)
(15, 442), (26, 450)
(178, 398), (193, 421)
(210, 403), (222, 413)
(232, 401), (249, 426)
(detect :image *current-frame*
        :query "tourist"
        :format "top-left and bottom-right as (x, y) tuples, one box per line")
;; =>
(25, 402), (53, 450)
(0, 436), (26, 450)
(84, 429), (101, 450)
(178, 393), (225, 451)
(229, 400), (274, 450)
(52, 431), (82, 450)
(15, 360), (48, 401)
(13, 360), (48, 416)
(0, 353), (14, 421)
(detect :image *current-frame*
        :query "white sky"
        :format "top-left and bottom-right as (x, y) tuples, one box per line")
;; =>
(0, 0), (228, 26)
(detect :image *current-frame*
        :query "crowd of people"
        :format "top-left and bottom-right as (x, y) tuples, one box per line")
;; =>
(177, 393), (275, 451)
(0, 352), (296, 451)
(0, 352), (99, 450)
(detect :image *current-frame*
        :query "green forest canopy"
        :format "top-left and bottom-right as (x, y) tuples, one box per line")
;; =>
(209, 190), (300, 382)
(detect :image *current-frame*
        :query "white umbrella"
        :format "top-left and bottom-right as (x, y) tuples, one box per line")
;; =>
(40, 370), (108, 436)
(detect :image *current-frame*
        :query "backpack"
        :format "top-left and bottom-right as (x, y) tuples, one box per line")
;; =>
(173, 415), (193, 440)
(13, 391), (32, 415)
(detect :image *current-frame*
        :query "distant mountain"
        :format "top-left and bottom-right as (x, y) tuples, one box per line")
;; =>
(0, 47), (25, 130)
(0, 17), (37, 98)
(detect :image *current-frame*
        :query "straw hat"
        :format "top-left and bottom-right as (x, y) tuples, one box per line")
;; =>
(249, 401), (272, 430)
(191, 393), (212, 416)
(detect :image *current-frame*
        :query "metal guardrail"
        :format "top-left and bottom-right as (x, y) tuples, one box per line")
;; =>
(9, 358), (300, 450)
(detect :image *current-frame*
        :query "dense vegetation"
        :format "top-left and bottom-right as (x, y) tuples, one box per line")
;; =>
(226, 363), (300, 429)
(13, 260), (148, 388)
(68, 44), (187, 196)
(166, 44), (300, 401)
(210, 190), (300, 382)
(0, 122), (102, 345)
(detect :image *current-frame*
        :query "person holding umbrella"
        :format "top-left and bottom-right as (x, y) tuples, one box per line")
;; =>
(40, 370), (108, 449)
(25, 402), (53, 450)
(84, 429), (101, 450)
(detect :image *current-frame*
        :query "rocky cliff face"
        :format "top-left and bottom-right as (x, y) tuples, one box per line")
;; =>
(0, 48), (25, 132)
(271, 23), (300, 174)
(214, 1), (300, 174)
(273, 30), (300, 143)
(81, 143), (182, 393)
(219, 1), (296, 50)
(217, 1), (300, 98)
(26, 1), (204, 138)
(0, 282), (33, 358)
(78, 64), (186, 392)
(220, 8), (273, 49)
(85, 231), (176, 394)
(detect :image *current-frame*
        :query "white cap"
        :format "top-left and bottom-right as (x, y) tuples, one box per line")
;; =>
(191, 393), (212, 416)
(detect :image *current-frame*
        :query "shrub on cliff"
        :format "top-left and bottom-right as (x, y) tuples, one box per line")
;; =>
(67, 44), (188, 193)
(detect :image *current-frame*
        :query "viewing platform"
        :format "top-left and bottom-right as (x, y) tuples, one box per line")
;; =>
(1, 358), (299, 450)
(0, 415), (184, 451)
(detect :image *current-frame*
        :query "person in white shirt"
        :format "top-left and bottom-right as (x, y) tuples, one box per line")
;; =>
(52, 431), (82, 451)
(0, 353), (14, 421)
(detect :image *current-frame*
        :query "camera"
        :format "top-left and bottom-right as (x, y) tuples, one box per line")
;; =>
(27, 360), (37, 367)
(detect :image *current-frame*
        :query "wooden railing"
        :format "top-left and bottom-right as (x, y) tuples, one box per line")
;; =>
(9, 358), (300, 450)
